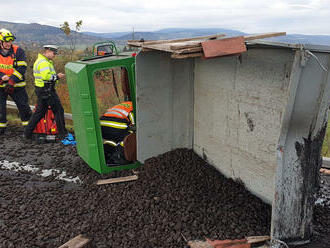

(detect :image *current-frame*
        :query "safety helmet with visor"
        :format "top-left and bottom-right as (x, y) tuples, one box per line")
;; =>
(43, 45), (59, 55)
(0, 28), (16, 42)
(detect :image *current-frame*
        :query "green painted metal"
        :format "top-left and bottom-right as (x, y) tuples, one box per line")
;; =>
(65, 55), (140, 174)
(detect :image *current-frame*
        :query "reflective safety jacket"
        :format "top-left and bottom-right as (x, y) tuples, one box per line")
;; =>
(100, 101), (135, 129)
(0, 45), (27, 87)
(33, 53), (58, 87)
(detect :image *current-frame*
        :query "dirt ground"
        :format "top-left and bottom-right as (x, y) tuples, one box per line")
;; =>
(0, 125), (329, 248)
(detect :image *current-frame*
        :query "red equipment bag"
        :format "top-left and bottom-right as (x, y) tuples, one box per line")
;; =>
(33, 106), (58, 135)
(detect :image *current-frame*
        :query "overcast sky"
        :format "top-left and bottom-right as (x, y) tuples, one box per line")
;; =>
(4, 0), (330, 35)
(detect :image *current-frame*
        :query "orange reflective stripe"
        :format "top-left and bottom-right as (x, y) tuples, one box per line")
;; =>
(104, 110), (126, 119)
(103, 101), (133, 122)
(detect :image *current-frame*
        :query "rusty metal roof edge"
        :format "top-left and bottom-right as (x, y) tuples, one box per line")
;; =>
(246, 40), (330, 53)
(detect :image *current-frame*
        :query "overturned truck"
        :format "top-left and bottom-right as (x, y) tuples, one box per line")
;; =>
(66, 35), (330, 244)
(132, 37), (330, 244)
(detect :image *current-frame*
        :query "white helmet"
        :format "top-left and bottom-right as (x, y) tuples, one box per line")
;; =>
(43, 44), (59, 54)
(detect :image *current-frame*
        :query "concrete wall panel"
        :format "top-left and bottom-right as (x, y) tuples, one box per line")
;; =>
(194, 48), (294, 203)
(136, 52), (194, 162)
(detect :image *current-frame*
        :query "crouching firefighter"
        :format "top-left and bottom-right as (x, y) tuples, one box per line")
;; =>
(24, 45), (68, 141)
(0, 28), (31, 134)
(100, 101), (136, 165)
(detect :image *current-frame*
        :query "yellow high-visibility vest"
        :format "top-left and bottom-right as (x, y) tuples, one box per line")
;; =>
(33, 53), (58, 87)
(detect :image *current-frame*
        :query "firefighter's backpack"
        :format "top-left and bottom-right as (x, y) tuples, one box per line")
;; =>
(33, 106), (58, 135)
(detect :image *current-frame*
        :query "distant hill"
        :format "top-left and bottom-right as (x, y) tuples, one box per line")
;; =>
(84, 28), (246, 41)
(268, 34), (330, 46)
(0, 21), (103, 47)
(84, 28), (330, 46)
(83, 31), (131, 39)
(1, 20), (330, 47)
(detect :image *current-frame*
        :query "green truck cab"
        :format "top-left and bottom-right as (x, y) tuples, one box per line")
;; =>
(92, 41), (118, 56)
(65, 51), (140, 174)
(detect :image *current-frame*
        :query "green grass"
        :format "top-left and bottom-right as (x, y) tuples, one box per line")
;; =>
(322, 119), (330, 157)
(6, 112), (330, 157)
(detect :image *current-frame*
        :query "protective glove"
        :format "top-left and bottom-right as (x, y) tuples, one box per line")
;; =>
(4, 80), (15, 94)
(128, 125), (136, 132)
(61, 133), (76, 146)
(64, 133), (75, 141)
(61, 139), (76, 146)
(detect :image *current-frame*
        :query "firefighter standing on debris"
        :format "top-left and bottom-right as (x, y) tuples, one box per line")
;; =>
(0, 28), (31, 134)
(100, 101), (135, 164)
(24, 45), (68, 140)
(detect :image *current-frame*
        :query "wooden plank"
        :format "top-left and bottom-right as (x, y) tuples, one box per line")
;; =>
(7, 100), (72, 120)
(58, 234), (90, 248)
(171, 52), (203, 59)
(244, 32), (286, 41)
(143, 38), (221, 52)
(130, 32), (286, 60)
(141, 44), (175, 53)
(143, 32), (285, 50)
(172, 32), (286, 51)
(187, 236), (270, 248)
(127, 43), (142, 47)
(202, 36), (247, 58)
(142, 39), (213, 53)
(170, 42), (203, 51)
(129, 32), (285, 58)
(246, 236), (270, 243)
(187, 241), (213, 248)
(96, 175), (138, 185)
(127, 34), (225, 47)
(172, 46), (203, 54)
(141, 47), (154, 52)
(142, 40), (204, 53)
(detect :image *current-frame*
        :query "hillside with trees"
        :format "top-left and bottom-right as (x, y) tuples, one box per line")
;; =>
(0, 21), (103, 48)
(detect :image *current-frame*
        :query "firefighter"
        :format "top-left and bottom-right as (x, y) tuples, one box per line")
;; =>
(24, 45), (68, 140)
(0, 28), (31, 134)
(100, 101), (135, 164)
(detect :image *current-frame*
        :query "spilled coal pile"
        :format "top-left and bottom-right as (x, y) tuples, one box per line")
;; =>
(0, 126), (329, 247)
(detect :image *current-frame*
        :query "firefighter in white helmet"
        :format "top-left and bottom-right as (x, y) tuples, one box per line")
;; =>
(24, 45), (68, 141)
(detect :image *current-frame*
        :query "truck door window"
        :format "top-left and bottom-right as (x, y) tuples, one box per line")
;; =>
(93, 67), (130, 117)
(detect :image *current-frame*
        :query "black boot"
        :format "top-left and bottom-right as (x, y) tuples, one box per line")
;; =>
(23, 129), (34, 142)
(109, 145), (130, 165)
(0, 128), (5, 135)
